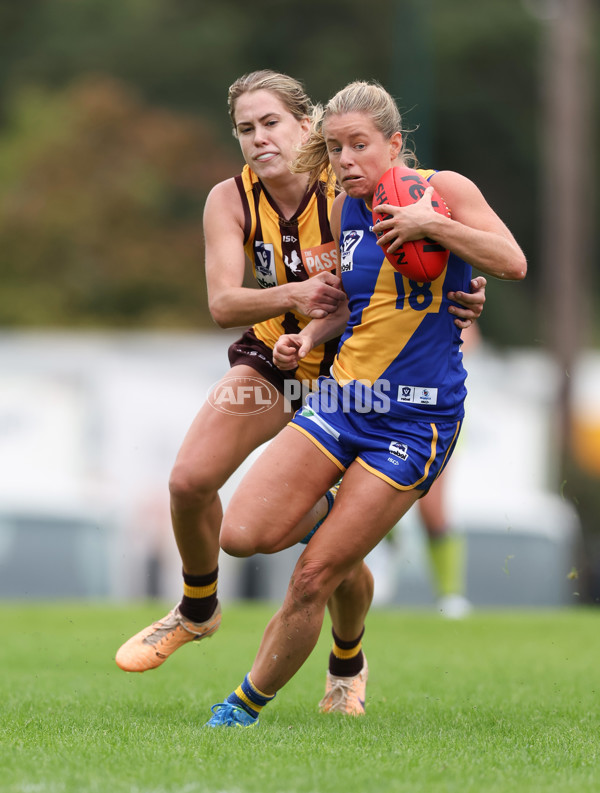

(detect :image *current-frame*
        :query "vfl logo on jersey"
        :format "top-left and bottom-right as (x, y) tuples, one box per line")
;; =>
(302, 242), (338, 275)
(389, 440), (408, 460)
(340, 229), (363, 273)
(398, 386), (439, 405)
(254, 242), (277, 288)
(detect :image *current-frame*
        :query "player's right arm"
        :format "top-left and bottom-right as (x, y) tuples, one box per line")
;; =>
(204, 179), (346, 328)
(274, 192), (349, 370)
(273, 299), (350, 370)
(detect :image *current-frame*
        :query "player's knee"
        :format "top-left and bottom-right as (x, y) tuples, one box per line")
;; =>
(289, 558), (336, 609)
(219, 519), (258, 558)
(168, 461), (218, 510)
(337, 561), (375, 603)
(220, 507), (299, 557)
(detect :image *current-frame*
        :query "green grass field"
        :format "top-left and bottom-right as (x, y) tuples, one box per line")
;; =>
(1, 602), (599, 793)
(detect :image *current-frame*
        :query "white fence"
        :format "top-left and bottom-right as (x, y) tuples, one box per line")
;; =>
(0, 330), (587, 606)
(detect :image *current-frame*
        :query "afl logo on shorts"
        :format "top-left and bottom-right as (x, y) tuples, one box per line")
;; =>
(389, 440), (408, 460)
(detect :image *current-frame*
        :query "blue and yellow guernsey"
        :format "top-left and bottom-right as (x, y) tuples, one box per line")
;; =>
(235, 164), (340, 381)
(331, 170), (472, 421)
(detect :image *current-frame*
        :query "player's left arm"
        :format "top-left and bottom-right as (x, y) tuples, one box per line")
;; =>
(427, 171), (527, 281)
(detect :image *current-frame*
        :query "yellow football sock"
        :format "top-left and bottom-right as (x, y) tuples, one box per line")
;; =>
(428, 533), (466, 597)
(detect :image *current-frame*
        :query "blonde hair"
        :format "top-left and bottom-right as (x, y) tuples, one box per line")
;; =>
(227, 70), (313, 135)
(292, 81), (416, 187)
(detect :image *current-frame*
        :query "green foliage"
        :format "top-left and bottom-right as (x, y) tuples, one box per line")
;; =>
(1, 602), (600, 792)
(0, 77), (239, 327)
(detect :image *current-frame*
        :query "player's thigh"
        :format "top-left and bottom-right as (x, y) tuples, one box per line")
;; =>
(300, 462), (422, 585)
(222, 425), (342, 551)
(172, 365), (290, 491)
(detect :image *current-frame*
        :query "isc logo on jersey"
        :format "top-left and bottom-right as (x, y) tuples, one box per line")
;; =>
(302, 242), (338, 276)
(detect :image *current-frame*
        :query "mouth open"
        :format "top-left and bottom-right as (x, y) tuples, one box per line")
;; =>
(256, 152), (278, 163)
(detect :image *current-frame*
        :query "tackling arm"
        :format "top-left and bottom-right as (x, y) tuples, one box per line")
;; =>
(205, 180), (346, 328)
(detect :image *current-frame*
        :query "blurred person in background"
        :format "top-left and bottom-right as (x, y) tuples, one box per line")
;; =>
(115, 70), (486, 714)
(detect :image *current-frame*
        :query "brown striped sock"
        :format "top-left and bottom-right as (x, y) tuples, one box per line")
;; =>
(179, 567), (218, 623)
(328, 626), (365, 677)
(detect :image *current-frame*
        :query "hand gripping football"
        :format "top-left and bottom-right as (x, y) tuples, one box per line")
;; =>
(372, 166), (450, 281)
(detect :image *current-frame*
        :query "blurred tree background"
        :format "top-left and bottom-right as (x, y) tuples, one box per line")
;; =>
(0, 0), (597, 340)
(1, 0), (599, 587)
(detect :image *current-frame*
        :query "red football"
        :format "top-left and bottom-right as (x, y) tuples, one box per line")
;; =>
(372, 166), (450, 281)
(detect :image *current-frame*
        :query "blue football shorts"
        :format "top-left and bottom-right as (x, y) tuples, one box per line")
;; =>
(290, 381), (463, 492)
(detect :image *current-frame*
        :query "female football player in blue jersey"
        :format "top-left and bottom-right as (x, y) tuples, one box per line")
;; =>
(115, 70), (486, 716)
(206, 80), (526, 727)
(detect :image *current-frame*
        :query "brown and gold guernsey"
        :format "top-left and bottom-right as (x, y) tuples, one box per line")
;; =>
(234, 164), (340, 382)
